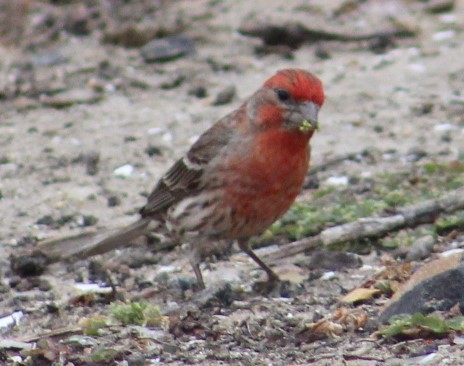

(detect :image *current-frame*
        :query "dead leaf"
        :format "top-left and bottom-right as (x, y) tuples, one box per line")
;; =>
(333, 307), (369, 329)
(340, 288), (380, 304)
(306, 318), (344, 338)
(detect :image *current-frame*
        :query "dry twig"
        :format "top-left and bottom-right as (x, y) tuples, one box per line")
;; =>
(264, 186), (464, 262)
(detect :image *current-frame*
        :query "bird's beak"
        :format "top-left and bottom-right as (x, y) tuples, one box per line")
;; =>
(298, 102), (320, 132)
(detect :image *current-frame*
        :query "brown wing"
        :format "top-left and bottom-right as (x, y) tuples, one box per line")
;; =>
(139, 113), (238, 217)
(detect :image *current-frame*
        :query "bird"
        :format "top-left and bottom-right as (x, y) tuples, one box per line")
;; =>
(74, 68), (324, 290)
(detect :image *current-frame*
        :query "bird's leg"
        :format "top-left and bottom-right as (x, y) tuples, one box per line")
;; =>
(188, 243), (205, 290)
(238, 239), (279, 283)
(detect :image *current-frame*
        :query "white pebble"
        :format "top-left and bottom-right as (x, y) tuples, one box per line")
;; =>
(157, 265), (177, 274)
(105, 83), (116, 92)
(382, 153), (396, 161)
(360, 264), (374, 271)
(432, 30), (455, 41)
(407, 47), (420, 56)
(52, 136), (63, 144)
(147, 127), (164, 135)
(74, 283), (113, 293)
(321, 271), (336, 280)
(440, 248), (464, 257)
(375, 54), (394, 64)
(0, 163), (18, 173)
(188, 135), (200, 144)
(113, 164), (134, 177)
(162, 132), (173, 142)
(453, 335), (464, 345)
(408, 64), (426, 73)
(418, 352), (437, 364)
(326, 176), (349, 186)
(5, 239), (18, 246)
(0, 311), (24, 329)
(434, 123), (455, 132)
(440, 14), (456, 24)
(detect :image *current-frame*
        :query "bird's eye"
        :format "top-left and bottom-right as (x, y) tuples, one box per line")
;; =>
(277, 89), (290, 102)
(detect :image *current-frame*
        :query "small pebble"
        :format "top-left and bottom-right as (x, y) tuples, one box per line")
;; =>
(303, 174), (319, 189)
(160, 74), (185, 89)
(10, 252), (49, 277)
(140, 35), (195, 63)
(432, 30), (455, 41)
(157, 265), (177, 274)
(31, 53), (68, 66)
(84, 151), (100, 176)
(74, 283), (113, 293)
(46, 303), (60, 314)
(124, 136), (138, 142)
(0, 163), (19, 174)
(434, 123), (454, 132)
(147, 127), (164, 135)
(107, 195), (121, 207)
(162, 132), (173, 142)
(369, 35), (395, 54)
(441, 248), (464, 257)
(408, 64), (426, 73)
(41, 89), (102, 108)
(411, 102), (433, 116)
(314, 45), (331, 59)
(373, 125), (383, 133)
(113, 164), (134, 177)
(79, 215), (98, 227)
(326, 176), (349, 186)
(188, 135), (200, 145)
(102, 25), (155, 48)
(405, 147), (427, 162)
(453, 335), (464, 345)
(305, 250), (362, 270)
(417, 352), (438, 365)
(405, 235), (435, 262)
(213, 85), (236, 105)
(188, 85), (208, 98)
(320, 271), (337, 280)
(440, 14), (456, 23)
(38, 278), (52, 291)
(0, 339), (33, 351)
(0, 311), (24, 329)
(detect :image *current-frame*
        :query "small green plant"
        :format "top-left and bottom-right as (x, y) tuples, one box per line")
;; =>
(379, 226), (435, 249)
(435, 210), (464, 235)
(111, 301), (163, 326)
(90, 347), (120, 363)
(82, 317), (108, 336)
(379, 313), (464, 338)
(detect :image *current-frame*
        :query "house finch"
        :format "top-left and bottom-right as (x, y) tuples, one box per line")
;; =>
(77, 69), (324, 289)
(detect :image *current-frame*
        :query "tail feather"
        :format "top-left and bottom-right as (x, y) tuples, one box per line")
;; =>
(37, 218), (153, 262)
(76, 218), (152, 259)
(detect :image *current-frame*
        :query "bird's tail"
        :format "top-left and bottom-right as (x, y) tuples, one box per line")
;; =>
(76, 218), (154, 259)
(37, 218), (155, 263)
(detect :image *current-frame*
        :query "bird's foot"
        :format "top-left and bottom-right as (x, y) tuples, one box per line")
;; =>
(252, 273), (280, 294)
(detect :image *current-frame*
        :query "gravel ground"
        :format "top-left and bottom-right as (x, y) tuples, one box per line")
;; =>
(1, 0), (464, 365)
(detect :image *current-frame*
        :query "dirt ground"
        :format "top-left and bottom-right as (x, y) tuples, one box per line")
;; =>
(1, 0), (464, 365)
